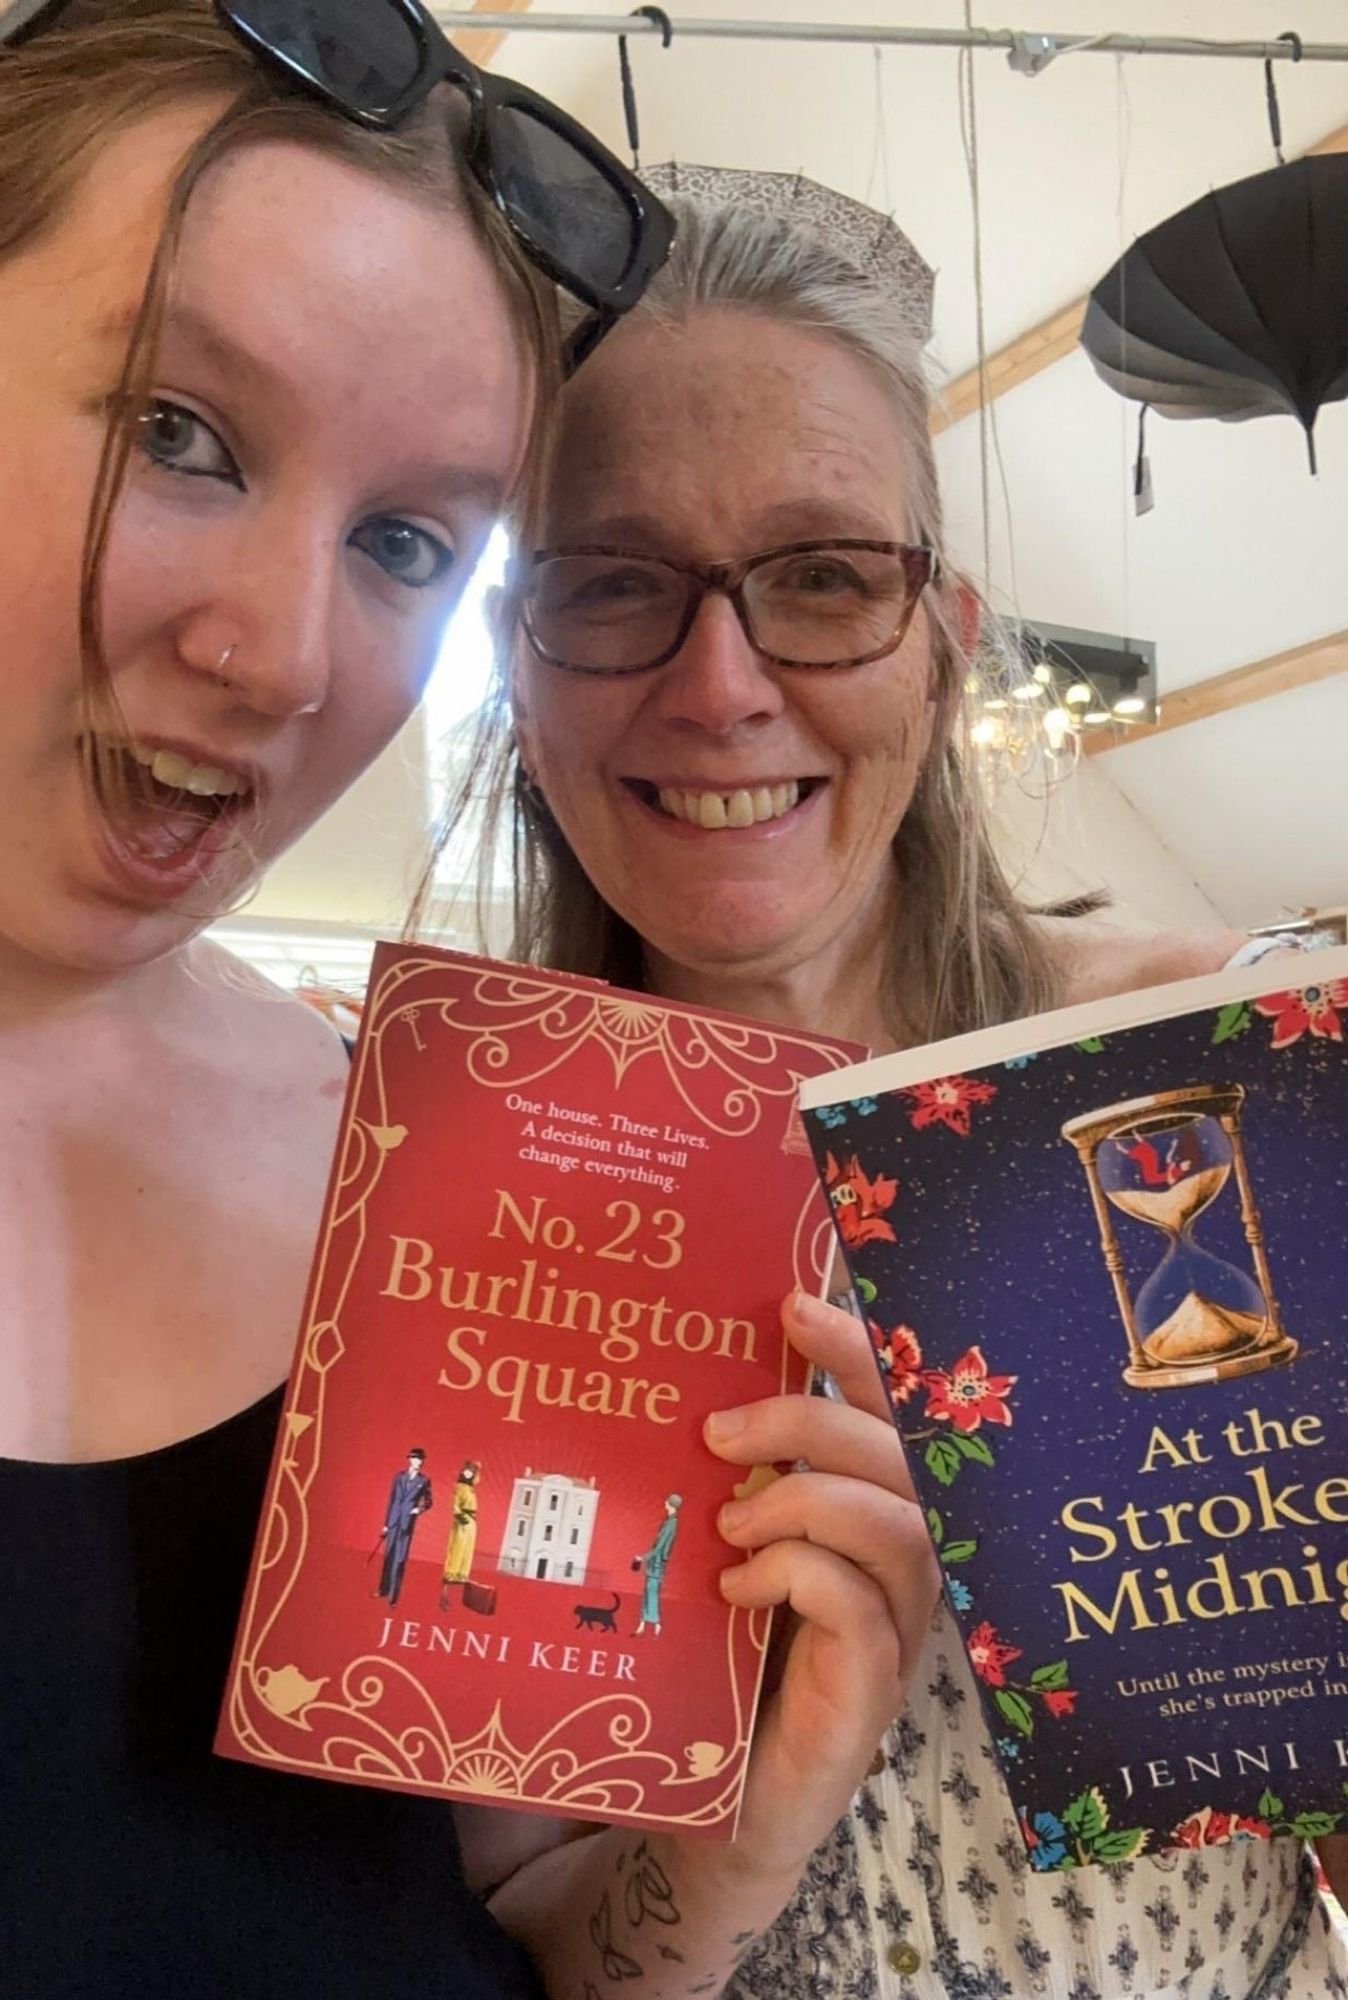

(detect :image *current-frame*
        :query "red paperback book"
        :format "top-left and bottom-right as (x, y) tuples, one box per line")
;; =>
(217, 943), (862, 1837)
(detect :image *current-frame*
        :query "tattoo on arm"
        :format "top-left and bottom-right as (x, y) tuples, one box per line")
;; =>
(624, 1841), (680, 1929)
(588, 1889), (643, 1982)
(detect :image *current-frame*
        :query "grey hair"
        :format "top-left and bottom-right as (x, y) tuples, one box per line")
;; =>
(417, 194), (1064, 1043)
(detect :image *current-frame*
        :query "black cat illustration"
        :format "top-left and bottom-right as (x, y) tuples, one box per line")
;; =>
(573, 1591), (621, 1633)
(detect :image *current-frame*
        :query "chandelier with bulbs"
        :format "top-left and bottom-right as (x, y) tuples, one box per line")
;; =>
(968, 619), (1157, 778)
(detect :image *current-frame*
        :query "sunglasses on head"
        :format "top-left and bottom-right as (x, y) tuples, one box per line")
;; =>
(3, 0), (675, 370)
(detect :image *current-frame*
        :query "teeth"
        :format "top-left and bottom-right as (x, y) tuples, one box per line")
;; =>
(655, 780), (801, 828)
(126, 741), (246, 799)
(152, 750), (194, 789)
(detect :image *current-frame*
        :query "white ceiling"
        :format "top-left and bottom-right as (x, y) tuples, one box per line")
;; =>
(478, 0), (1348, 377)
(260, 6), (1348, 939)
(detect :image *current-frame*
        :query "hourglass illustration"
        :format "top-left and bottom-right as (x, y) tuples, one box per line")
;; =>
(1062, 1084), (1296, 1389)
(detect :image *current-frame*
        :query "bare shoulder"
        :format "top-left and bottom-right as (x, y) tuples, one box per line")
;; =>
(1033, 914), (1248, 1009)
(183, 936), (351, 1093)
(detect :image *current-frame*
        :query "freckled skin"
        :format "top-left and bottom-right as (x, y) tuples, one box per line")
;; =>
(514, 307), (938, 1009)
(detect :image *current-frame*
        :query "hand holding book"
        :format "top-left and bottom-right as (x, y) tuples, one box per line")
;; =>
(487, 1287), (942, 1994)
(704, 1288), (941, 1881)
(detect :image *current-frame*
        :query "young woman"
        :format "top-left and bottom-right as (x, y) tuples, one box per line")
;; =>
(450, 175), (1348, 1998)
(0, 3), (677, 1992)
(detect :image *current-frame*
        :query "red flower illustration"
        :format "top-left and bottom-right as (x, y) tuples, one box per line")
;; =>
(1171, 1805), (1269, 1848)
(871, 1321), (924, 1406)
(921, 1345), (1017, 1433)
(1042, 1688), (1078, 1719)
(825, 1151), (899, 1247)
(968, 1621), (1022, 1687)
(1254, 978), (1348, 1050)
(902, 1074), (998, 1137)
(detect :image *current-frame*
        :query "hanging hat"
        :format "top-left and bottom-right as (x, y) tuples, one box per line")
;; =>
(643, 162), (936, 343)
(1081, 154), (1348, 471)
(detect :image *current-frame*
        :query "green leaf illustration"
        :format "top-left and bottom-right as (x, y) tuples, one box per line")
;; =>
(995, 1689), (1034, 1737)
(856, 1276), (878, 1306)
(927, 1507), (945, 1546)
(950, 1431), (995, 1466)
(1257, 1787), (1283, 1820)
(941, 1539), (979, 1565)
(1062, 1786), (1108, 1841)
(925, 1437), (963, 1487)
(1091, 1826), (1148, 1863)
(1290, 1811), (1341, 1839)
(1212, 1000), (1253, 1045)
(1030, 1660), (1071, 1691)
(1074, 1035), (1106, 1054)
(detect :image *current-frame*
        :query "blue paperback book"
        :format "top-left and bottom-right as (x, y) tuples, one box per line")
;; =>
(799, 944), (1348, 1871)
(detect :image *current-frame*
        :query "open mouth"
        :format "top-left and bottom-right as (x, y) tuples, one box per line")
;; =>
(629, 778), (821, 830)
(88, 737), (256, 867)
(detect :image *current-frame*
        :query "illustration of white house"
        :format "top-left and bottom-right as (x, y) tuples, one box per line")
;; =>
(497, 1468), (600, 1584)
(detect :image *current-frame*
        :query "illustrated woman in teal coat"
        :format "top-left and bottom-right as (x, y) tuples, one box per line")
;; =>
(633, 1494), (681, 1635)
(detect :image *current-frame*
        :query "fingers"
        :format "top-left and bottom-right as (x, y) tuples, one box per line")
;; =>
(783, 1289), (893, 1423)
(705, 1391), (917, 1503)
(721, 1540), (901, 1683)
(718, 1470), (940, 1658)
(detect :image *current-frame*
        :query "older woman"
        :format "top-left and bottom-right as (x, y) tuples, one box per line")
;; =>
(454, 174), (1348, 1999)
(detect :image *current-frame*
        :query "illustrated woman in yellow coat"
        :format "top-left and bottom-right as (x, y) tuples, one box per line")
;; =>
(439, 1460), (481, 1609)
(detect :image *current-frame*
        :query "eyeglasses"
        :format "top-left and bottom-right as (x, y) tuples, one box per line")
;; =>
(521, 540), (941, 676)
(4, 0), (675, 371)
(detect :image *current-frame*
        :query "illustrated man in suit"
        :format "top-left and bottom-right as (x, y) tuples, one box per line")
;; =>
(374, 1448), (433, 1606)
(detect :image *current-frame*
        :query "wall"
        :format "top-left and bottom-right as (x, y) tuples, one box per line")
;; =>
(988, 758), (1223, 933)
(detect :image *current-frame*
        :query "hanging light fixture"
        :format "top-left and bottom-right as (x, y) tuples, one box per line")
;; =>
(969, 621), (1158, 779)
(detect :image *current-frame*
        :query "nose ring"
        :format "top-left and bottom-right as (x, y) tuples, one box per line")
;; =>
(216, 643), (237, 680)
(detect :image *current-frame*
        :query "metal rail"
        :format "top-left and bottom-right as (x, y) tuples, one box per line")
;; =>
(432, 12), (1348, 65)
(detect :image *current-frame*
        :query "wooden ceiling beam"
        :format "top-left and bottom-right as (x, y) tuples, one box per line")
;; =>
(1081, 627), (1348, 756)
(446, 0), (533, 68)
(932, 117), (1348, 437)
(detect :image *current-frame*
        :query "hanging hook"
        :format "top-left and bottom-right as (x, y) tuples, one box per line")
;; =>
(617, 6), (673, 172)
(1263, 29), (1303, 165)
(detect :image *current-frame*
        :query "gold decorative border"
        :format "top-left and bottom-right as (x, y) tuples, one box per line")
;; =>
(223, 952), (851, 1829)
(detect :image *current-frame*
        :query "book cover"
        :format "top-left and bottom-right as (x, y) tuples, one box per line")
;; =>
(799, 946), (1348, 1870)
(217, 943), (861, 1837)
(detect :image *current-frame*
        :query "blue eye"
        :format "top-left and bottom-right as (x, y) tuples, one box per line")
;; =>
(137, 399), (241, 484)
(351, 517), (454, 589)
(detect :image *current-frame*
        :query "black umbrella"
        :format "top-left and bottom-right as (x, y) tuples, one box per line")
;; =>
(1081, 154), (1348, 471)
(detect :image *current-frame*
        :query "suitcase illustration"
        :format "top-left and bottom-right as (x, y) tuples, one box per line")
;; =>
(463, 1581), (497, 1616)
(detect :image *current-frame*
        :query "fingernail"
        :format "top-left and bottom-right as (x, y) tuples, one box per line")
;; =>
(788, 1288), (832, 1330)
(705, 1407), (747, 1444)
(718, 1501), (748, 1533)
(718, 1565), (745, 1597)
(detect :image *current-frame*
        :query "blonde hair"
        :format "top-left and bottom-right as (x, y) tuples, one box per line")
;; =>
(3, 0), (559, 894)
(428, 194), (1061, 1043)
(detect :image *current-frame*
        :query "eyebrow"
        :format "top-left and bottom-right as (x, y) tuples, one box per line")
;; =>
(560, 500), (902, 550)
(96, 300), (287, 399)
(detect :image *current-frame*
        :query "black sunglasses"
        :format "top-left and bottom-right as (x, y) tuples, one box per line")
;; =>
(4, 0), (675, 370)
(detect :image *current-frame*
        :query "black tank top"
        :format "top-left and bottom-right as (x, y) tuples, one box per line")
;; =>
(0, 1391), (546, 1999)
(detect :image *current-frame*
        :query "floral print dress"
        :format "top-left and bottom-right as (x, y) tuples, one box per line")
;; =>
(727, 1594), (1348, 2000)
